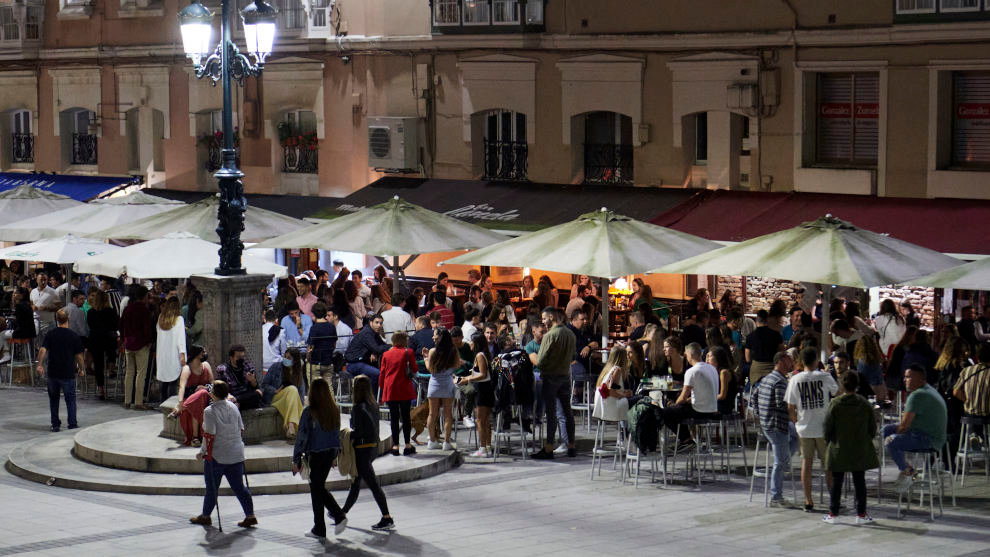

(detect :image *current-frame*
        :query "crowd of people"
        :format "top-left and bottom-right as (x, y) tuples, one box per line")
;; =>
(14, 257), (989, 534)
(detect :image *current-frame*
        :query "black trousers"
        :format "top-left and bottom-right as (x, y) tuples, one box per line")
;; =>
(159, 379), (177, 403)
(387, 400), (412, 446)
(88, 335), (115, 388)
(308, 449), (345, 537)
(661, 403), (717, 442)
(830, 470), (867, 516)
(235, 389), (264, 410)
(343, 446), (389, 516)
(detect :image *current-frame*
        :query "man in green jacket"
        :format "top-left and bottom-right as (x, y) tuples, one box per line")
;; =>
(823, 372), (878, 525)
(533, 307), (577, 460)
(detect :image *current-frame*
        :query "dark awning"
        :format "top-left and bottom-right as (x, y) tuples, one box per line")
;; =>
(141, 188), (342, 220)
(310, 177), (700, 231)
(652, 189), (990, 257)
(0, 172), (141, 201)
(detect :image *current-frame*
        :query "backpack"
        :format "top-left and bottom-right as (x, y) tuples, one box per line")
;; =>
(627, 398), (660, 454)
(492, 349), (534, 411)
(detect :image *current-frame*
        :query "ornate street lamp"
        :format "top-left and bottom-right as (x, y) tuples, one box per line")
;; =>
(178, 0), (277, 275)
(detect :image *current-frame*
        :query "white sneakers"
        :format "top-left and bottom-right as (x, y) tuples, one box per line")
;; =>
(470, 447), (491, 458)
(442, 441), (454, 451)
(894, 471), (915, 494)
(463, 416), (476, 428)
(553, 443), (567, 456)
(822, 514), (836, 524)
(426, 441), (441, 450)
(823, 513), (874, 525)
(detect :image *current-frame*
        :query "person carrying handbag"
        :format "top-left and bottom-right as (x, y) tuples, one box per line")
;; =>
(379, 331), (418, 456)
(292, 378), (347, 542)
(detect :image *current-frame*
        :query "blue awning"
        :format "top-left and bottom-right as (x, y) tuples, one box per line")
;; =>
(0, 173), (141, 201)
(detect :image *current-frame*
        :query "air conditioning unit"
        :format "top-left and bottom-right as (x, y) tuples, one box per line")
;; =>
(368, 116), (419, 171)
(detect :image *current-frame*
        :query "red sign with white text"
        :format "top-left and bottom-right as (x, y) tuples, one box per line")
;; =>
(956, 103), (990, 120)
(820, 103), (878, 119)
(855, 103), (879, 119)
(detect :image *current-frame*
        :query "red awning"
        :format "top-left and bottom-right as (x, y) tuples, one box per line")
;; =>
(651, 190), (990, 257)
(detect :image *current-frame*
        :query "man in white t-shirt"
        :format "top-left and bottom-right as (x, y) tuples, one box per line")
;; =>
(30, 272), (61, 338)
(785, 347), (839, 512)
(380, 302), (414, 344)
(661, 342), (719, 450)
(327, 307), (353, 356)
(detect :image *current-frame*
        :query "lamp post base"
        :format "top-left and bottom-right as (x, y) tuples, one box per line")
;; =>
(194, 273), (272, 371)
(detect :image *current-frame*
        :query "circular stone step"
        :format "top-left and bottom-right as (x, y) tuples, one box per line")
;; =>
(71, 414), (393, 474)
(7, 429), (459, 496)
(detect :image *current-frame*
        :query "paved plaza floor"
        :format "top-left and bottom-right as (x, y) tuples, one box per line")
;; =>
(1, 387), (989, 557)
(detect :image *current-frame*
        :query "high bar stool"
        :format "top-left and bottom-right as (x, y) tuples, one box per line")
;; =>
(897, 445), (954, 521)
(718, 411), (748, 479)
(8, 337), (34, 387)
(671, 417), (718, 488)
(955, 415), (989, 486)
(623, 429), (667, 487)
(590, 417), (627, 479)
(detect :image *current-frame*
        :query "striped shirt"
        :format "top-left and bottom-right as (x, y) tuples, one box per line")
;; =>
(954, 364), (990, 417)
(755, 370), (790, 434)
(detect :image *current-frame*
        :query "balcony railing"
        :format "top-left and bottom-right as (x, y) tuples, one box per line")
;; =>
(482, 139), (528, 181)
(71, 133), (98, 165)
(11, 133), (33, 163)
(206, 143), (222, 172)
(282, 145), (318, 174)
(431, 0), (544, 33)
(584, 143), (633, 185)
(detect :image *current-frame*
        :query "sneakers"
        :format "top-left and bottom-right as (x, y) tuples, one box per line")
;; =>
(822, 514), (836, 524)
(462, 416), (475, 428)
(334, 517), (348, 535)
(189, 515), (212, 526)
(371, 517), (395, 531)
(675, 440), (697, 453)
(237, 516), (258, 528)
(426, 441), (441, 450)
(855, 514), (874, 525)
(305, 530), (327, 542)
(894, 471), (914, 494)
(553, 443), (568, 456)
(403, 446), (416, 456)
(442, 441), (454, 451)
(531, 449), (555, 460)
(768, 498), (795, 509)
(470, 447), (490, 458)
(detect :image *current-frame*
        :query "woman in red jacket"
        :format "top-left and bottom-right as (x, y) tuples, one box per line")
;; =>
(379, 331), (418, 456)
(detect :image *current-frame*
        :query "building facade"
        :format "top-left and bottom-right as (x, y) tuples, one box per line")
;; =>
(2, 0), (990, 200)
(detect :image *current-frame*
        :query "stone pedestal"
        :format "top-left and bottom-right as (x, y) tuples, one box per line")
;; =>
(192, 273), (271, 372)
(158, 396), (284, 444)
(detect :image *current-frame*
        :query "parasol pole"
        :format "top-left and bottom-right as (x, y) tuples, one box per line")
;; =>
(600, 276), (609, 349)
(820, 285), (831, 367)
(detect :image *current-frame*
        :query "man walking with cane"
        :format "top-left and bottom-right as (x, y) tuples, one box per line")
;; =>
(190, 380), (258, 529)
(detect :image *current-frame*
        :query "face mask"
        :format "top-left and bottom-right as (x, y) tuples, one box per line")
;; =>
(282, 357), (293, 367)
(201, 353), (209, 363)
(235, 358), (245, 368)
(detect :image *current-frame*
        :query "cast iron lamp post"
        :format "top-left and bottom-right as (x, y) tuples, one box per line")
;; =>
(178, 0), (277, 275)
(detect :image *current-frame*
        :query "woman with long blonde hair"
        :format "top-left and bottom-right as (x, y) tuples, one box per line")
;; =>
(593, 345), (634, 421)
(156, 297), (187, 403)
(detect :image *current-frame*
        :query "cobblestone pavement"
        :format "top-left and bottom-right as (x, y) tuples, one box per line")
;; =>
(2, 387), (989, 557)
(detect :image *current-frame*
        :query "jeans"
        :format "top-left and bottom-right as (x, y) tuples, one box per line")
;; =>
(47, 376), (77, 429)
(830, 470), (867, 516)
(346, 362), (380, 396)
(387, 400), (412, 446)
(342, 446), (389, 516)
(765, 424), (799, 500)
(201, 459), (254, 518)
(882, 424), (932, 472)
(308, 449), (345, 537)
(542, 376), (574, 447)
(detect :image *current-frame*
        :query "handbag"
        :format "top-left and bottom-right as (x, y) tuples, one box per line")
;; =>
(299, 453), (311, 481)
(597, 367), (614, 399)
(404, 348), (418, 380)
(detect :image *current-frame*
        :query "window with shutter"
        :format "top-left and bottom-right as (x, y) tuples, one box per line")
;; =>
(895, 0), (935, 13)
(951, 72), (990, 168)
(815, 73), (879, 166)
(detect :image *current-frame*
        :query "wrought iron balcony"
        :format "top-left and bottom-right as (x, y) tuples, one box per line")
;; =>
(583, 143), (633, 185)
(71, 133), (98, 165)
(11, 133), (33, 163)
(482, 138), (528, 181)
(282, 144), (318, 174)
